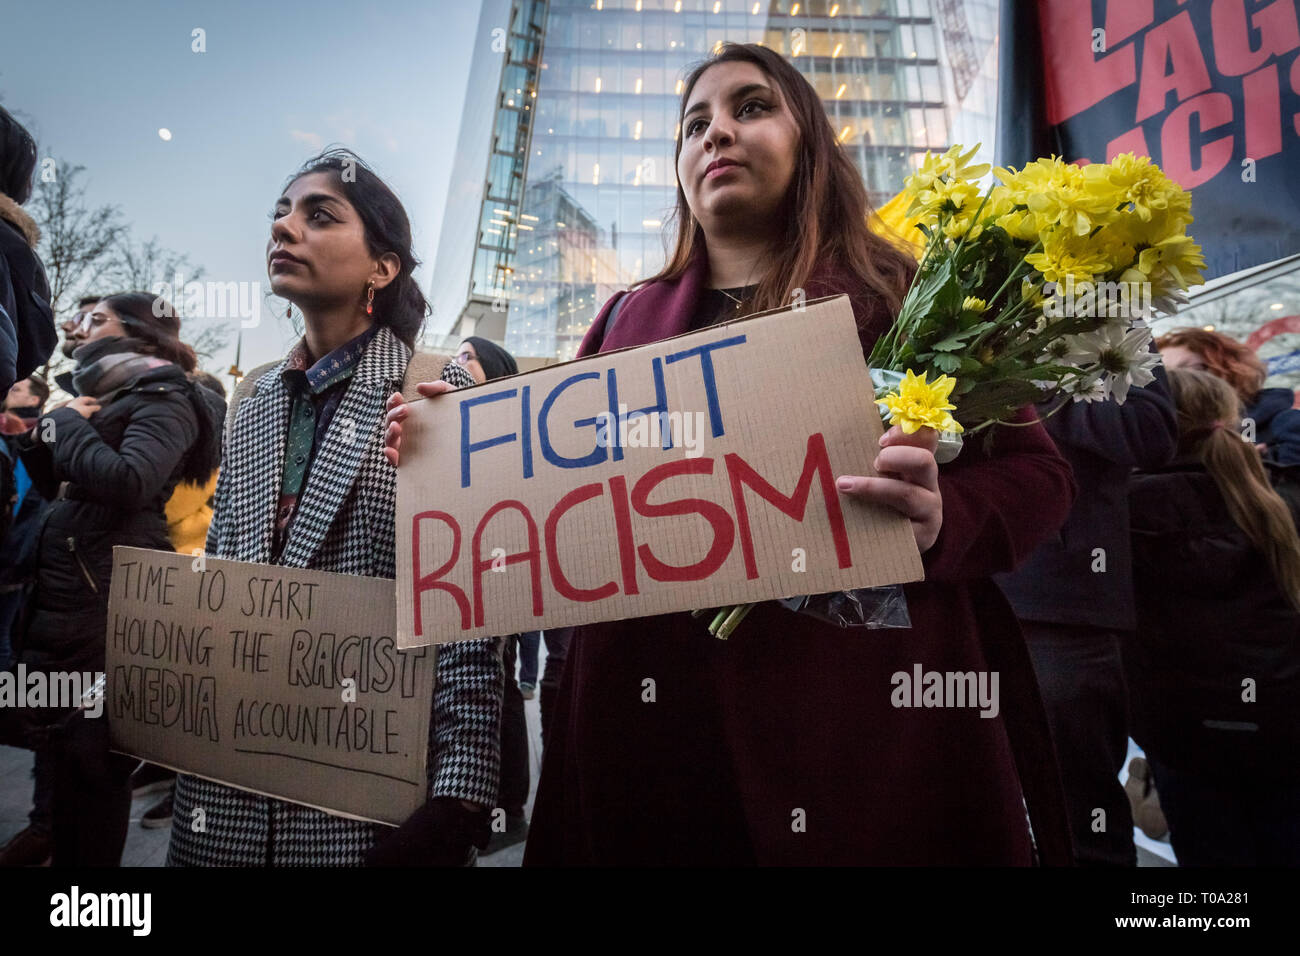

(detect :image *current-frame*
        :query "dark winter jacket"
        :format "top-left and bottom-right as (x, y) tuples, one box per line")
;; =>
(14, 359), (224, 674)
(1246, 386), (1300, 466)
(996, 364), (1177, 632)
(1124, 458), (1300, 781)
(0, 193), (56, 394)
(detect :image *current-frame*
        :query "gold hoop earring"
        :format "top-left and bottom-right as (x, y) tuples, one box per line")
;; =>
(365, 282), (375, 315)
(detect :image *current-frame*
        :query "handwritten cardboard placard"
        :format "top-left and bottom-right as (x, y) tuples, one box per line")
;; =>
(396, 295), (925, 647)
(106, 547), (434, 826)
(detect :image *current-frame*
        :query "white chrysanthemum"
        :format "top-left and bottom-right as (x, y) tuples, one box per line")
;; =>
(1063, 373), (1110, 403)
(1042, 337), (1073, 362)
(1063, 324), (1160, 403)
(1151, 287), (1190, 316)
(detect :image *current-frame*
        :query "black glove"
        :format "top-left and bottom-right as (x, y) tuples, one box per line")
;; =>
(364, 797), (491, 867)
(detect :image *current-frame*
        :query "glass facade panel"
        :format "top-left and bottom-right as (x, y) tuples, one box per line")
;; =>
(433, 0), (998, 360)
(1153, 261), (1300, 394)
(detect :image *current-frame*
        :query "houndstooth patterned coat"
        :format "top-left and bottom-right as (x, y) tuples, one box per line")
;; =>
(168, 325), (502, 866)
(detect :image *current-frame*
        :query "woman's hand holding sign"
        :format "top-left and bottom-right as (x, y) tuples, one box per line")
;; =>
(384, 382), (453, 467)
(836, 424), (943, 554)
(385, 348), (484, 467)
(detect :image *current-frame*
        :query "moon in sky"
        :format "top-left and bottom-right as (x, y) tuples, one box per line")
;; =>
(158, 128), (172, 141)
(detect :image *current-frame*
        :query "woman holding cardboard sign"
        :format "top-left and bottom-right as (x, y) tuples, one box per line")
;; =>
(389, 44), (1076, 865)
(168, 150), (502, 867)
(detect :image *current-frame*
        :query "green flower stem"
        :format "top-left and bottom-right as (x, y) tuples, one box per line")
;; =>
(716, 603), (755, 640)
(999, 294), (1042, 329)
(709, 608), (730, 635)
(871, 232), (946, 368)
(972, 298), (1039, 357)
(947, 187), (994, 261)
(870, 301), (911, 367)
(984, 304), (1050, 358)
(999, 314), (1097, 364)
(966, 394), (1074, 434)
(967, 245), (1042, 355)
(876, 241), (1043, 373)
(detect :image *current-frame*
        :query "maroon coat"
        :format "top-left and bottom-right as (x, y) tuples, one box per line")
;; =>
(524, 251), (1077, 865)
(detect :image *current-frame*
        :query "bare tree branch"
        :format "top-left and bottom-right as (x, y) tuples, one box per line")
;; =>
(104, 233), (231, 376)
(100, 233), (206, 292)
(187, 322), (232, 364)
(28, 155), (230, 381)
(29, 157), (124, 317)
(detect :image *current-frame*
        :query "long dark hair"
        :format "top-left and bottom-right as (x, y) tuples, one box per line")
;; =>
(283, 148), (427, 349)
(645, 43), (914, 318)
(0, 105), (38, 205)
(99, 292), (198, 371)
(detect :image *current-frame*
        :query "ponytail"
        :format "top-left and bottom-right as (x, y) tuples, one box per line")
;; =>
(1168, 368), (1300, 612)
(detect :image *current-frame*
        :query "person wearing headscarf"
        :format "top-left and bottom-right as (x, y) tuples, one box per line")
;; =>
(455, 336), (519, 384)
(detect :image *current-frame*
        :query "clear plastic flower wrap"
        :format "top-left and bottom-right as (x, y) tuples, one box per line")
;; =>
(776, 585), (912, 629)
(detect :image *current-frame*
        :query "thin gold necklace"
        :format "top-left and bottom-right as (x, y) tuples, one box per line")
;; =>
(717, 287), (745, 310)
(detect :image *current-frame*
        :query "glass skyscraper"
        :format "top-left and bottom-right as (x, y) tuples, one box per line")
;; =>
(430, 0), (997, 361)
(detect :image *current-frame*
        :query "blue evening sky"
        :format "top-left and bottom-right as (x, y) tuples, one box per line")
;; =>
(0, 0), (483, 374)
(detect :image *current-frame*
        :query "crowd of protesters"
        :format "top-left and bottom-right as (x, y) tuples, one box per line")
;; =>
(1, 41), (1298, 868)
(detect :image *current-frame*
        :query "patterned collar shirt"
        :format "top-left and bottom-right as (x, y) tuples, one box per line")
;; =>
(272, 324), (378, 560)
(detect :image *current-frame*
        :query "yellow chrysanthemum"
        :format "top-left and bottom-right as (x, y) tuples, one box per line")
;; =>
(1095, 232), (1137, 275)
(1025, 163), (1120, 237)
(994, 207), (1041, 242)
(1134, 233), (1207, 291)
(1120, 202), (1195, 250)
(993, 158), (1126, 237)
(1025, 232), (1113, 285)
(906, 143), (990, 194)
(905, 144), (991, 229)
(962, 296), (988, 313)
(994, 156), (1072, 207)
(908, 177), (982, 226)
(1105, 153), (1189, 223)
(879, 369), (964, 435)
(942, 211), (985, 240)
(983, 183), (1017, 221)
(1020, 278), (1047, 308)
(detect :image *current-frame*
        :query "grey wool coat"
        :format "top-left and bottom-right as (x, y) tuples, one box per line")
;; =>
(168, 324), (502, 866)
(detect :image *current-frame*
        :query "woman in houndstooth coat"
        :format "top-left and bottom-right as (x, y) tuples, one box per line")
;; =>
(167, 151), (502, 866)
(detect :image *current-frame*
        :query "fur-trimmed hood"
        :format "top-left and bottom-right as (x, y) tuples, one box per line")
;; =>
(0, 189), (55, 391)
(0, 192), (39, 247)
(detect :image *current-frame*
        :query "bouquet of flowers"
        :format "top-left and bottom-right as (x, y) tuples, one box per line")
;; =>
(700, 145), (1205, 639)
(869, 144), (1205, 439)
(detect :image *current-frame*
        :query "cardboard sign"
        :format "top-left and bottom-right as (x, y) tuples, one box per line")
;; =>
(395, 295), (925, 646)
(106, 547), (434, 826)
